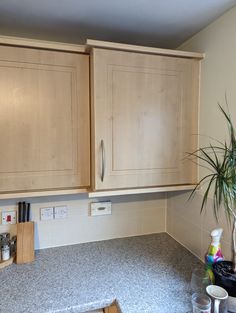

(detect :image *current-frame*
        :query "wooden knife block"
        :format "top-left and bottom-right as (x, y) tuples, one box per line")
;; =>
(16, 222), (35, 264)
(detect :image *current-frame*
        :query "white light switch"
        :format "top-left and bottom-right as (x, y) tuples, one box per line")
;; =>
(54, 206), (68, 219)
(40, 207), (54, 221)
(90, 201), (112, 216)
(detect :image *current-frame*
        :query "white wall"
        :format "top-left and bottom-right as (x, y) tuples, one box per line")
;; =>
(0, 193), (166, 249)
(167, 192), (232, 261)
(167, 6), (236, 261)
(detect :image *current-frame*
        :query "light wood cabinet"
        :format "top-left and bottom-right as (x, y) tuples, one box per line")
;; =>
(104, 303), (119, 313)
(87, 303), (119, 313)
(87, 304), (118, 313)
(90, 47), (200, 191)
(0, 45), (90, 193)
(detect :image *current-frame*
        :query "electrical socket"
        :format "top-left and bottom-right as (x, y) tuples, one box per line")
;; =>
(54, 206), (68, 219)
(40, 207), (54, 221)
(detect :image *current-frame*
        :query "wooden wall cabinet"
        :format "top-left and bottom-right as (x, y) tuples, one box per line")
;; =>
(0, 45), (90, 193)
(90, 47), (200, 191)
(0, 37), (202, 197)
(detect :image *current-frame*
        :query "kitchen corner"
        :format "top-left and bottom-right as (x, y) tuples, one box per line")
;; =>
(1, 2), (236, 313)
(1, 233), (202, 313)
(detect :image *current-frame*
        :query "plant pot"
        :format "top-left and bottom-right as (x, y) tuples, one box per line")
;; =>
(213, 261), (236, 312)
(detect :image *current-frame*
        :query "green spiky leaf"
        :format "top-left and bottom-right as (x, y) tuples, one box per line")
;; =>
(188, 104), (236, 270)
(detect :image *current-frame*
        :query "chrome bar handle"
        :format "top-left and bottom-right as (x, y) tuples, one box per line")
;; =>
(101, 139), (105, 182)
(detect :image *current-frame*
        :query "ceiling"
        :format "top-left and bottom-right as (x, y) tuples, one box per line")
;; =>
(0, 0), (236, 49)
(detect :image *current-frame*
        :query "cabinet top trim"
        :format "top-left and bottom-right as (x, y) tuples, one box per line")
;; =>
(86, 39), (204, 59)
(0, 36), (204, 58)
(0, 35), (87, 53)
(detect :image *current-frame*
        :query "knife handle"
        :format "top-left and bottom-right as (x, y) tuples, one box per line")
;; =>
(22, 202), (26, 223)
(18, 202), (22, 223)
(26, 203), (30, 222)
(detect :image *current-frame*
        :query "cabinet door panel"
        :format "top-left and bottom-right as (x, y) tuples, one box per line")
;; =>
(111, 67), (181, 170)
(0, 46), (90, 192)
(91, 49), (199, 190)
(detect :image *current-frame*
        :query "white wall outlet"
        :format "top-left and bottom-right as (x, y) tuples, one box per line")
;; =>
(90, 201), (112, 216)
(54, 206), (68, 219)
(2, 211), (17, 225)
(40, 207), (54, 221)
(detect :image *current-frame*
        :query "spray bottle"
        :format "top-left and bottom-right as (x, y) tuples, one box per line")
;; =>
(205, 228), (224, 282)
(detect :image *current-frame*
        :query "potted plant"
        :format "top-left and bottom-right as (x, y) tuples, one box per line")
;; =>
(189, 104), (236, 312)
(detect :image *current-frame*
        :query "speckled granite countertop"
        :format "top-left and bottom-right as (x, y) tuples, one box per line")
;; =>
(0, 233), (202, 313)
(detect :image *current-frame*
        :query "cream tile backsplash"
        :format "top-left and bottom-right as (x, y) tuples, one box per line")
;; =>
(0, 193), (166, 249)
(167, 192), (232, 261)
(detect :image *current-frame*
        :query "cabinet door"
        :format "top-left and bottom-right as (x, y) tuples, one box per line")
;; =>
(0, 46), (90, 192)
(91, 48), (199, 190)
